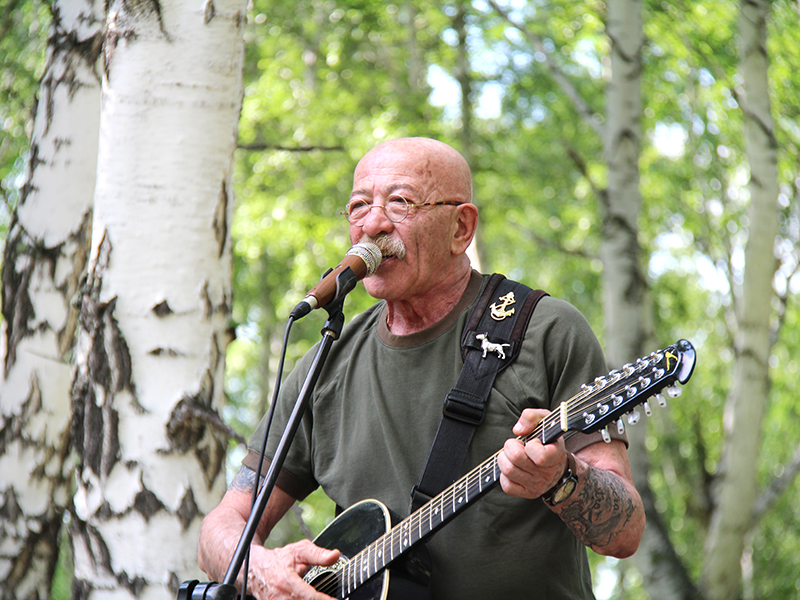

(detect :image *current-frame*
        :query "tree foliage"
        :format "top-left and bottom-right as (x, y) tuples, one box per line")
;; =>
(3, 0), (800, 598)
(0, 0), (50, 230)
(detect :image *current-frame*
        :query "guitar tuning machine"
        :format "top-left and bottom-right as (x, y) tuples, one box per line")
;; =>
(601, 428), (612, 443)
(656, 393), (667, 408)
(667, 385), (682, 398)
(643, 400), (652, 417)
(628, 411), (641, 425)
(616, 419), (625, 435)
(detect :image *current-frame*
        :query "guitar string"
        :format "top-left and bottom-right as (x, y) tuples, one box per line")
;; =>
(311, 349), (679, 597)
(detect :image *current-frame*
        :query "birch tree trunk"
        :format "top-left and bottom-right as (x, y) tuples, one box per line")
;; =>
(69, 1), (246, 597)
(452, 0), (483, 272)
(599, 0), (647, 368)
(599, 3), (700, 597)
(701, 1), (779, 598)
(0, 1), (102, 597)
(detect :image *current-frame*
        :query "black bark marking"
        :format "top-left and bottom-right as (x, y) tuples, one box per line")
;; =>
(177, 488), (200, 530)
(71, 232), (137, 479)
(212, 180), (228, 259)
(152, 299), (173, 316)
(134, 486), (165, 520)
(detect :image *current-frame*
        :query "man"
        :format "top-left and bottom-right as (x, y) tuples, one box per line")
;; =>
(198, 137), (645, 599)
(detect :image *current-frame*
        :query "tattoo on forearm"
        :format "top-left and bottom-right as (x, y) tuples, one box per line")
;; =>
(229, 466), (258, 493)
(558, 467), (636, 550)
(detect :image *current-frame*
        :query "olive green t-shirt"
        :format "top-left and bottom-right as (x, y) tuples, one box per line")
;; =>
(246, 273), (615, 599)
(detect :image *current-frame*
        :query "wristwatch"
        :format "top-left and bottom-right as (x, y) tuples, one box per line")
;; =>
(542, 452), (578, 506)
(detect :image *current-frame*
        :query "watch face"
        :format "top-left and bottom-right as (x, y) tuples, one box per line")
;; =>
(553, 479), (577, 504)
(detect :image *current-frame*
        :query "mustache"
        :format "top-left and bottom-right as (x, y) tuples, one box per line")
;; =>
(359, 234), (406, 261)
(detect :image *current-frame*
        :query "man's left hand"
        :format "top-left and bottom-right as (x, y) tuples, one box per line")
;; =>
(497, 408), (569, 499)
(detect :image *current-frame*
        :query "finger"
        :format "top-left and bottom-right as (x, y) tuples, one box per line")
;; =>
(501, 438), (532, 472)
(523, 438), (567, 470)
(512, 408), (550, 436)
(292, 540), (341, 573)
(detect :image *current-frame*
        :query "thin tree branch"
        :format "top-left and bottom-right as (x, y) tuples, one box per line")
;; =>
(752, 439), (800, 524)
(486, 0), (604, 139)
(237, 143), (345, 152)
(564, 142), (606, 206)
(506, 218), (597, 261)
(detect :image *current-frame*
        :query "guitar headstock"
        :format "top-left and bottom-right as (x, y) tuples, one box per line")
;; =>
(542, 339), (696, 444)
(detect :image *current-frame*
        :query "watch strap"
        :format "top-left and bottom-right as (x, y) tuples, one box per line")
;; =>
(542, 452), (578, 506)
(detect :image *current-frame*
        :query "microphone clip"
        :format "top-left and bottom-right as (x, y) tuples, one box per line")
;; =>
(289, 265), (358, 321)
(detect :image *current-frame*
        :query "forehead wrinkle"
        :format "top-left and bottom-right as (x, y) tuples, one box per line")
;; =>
(350, 181), (424, 201)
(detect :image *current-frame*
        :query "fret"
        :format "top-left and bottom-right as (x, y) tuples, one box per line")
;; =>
(346, 558), (354, 597)
(376, 536), (387, 572)
(431, 494), (442, 529)
(454, 480), (466, 510)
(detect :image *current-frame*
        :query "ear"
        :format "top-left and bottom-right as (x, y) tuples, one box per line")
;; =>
(451, 203), (479, 255)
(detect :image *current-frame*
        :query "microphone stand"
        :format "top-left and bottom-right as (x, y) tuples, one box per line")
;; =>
(179, 267), (358, 600)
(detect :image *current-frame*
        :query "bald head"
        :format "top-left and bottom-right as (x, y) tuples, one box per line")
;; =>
(354, 138), (473, 205)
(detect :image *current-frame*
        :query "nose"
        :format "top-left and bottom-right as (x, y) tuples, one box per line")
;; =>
(357, 203), (395, 238)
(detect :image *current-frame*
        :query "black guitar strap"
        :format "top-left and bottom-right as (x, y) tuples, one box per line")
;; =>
(409, 274), (548, 512)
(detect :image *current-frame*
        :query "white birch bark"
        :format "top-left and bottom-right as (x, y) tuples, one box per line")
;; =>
(599, 3), (701, 597)
(0, 1), (102, 597)
(701, 1), (779, 598)
(599, 0), (647, 368)
(69, 1), (246, 597)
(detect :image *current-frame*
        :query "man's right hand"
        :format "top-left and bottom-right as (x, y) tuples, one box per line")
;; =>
(197, 468), (341, 600)
(244, 540), (341, 600)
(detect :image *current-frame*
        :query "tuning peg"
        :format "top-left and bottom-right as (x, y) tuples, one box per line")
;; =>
(643, 401), (652, 417)
(616, 419), (625, 435)
(667, 385), (682, 398)
(601, 428), (611, 443)
(628, 411), (641, 425)
(656, 393), (667, 408)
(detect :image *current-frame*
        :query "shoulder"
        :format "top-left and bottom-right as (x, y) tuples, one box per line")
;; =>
(525, 295), (599, 345)
(515, 293), (607, 390)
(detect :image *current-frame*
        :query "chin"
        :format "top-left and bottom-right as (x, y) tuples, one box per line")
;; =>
(363, 280), (392, 301)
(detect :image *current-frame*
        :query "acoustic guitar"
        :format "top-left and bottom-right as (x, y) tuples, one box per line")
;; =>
(304, 339), (696, 600)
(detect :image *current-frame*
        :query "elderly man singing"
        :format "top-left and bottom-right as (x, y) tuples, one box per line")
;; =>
(197, 137), (645, 600)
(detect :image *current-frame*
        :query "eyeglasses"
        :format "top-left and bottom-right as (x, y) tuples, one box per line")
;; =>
(342, 196), (464, 224)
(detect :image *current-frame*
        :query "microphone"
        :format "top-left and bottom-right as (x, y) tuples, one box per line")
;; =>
(290, 242), (382, 319)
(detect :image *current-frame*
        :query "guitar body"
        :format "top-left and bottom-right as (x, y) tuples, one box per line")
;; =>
(305, 500), (431, 600)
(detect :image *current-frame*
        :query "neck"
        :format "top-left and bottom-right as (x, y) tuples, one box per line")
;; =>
(384, 264), (473, 336)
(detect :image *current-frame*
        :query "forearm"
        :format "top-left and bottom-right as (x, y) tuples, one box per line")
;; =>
(197, 504), (260, 584)
(197, 467), (294, 585)
(550, 455), (645, 558)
